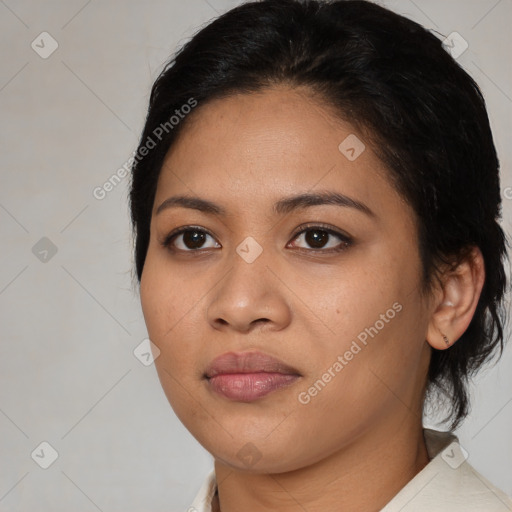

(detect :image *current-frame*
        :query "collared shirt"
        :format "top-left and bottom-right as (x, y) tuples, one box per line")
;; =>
(188, 428), (512, 511)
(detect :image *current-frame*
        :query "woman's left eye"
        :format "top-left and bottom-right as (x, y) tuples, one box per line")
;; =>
(288, 224), (352, 252)
(161, 224), (352, 253)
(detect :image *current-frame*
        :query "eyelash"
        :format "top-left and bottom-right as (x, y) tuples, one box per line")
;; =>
(161, 223), (353, 255)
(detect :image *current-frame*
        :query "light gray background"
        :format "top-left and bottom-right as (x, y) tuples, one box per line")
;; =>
(0, 0), (511, 511)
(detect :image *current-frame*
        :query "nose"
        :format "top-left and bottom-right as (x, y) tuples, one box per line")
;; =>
(206, 247), (292, 333)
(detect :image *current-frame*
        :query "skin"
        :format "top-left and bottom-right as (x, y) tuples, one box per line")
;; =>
(140, 85), (485, 512)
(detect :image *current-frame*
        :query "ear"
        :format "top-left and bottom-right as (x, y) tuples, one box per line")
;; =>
(426, 246), (485, 350)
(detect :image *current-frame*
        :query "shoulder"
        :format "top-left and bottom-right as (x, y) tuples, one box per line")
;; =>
(381, 428), (512, 511)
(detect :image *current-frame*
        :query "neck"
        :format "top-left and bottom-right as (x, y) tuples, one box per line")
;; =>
(213, 419), (430, 512)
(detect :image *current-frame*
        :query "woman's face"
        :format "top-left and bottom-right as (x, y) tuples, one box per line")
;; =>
(140, 86), (433, 473)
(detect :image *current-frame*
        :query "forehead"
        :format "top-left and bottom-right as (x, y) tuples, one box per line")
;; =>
(154, 86), (403, 220)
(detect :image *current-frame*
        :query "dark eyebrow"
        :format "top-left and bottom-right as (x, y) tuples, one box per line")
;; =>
(155, 190), (375, 218)
(274, 191), (375, 217)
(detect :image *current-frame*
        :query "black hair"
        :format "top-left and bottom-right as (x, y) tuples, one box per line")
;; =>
(129, 0), (510, 430)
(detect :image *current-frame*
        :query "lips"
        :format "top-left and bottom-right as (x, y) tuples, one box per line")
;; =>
(204, 351), (301, 378)
(204, 351), (302, 401)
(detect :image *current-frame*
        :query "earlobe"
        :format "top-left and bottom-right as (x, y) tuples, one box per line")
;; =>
(426, 325), (452, 349)
(426, 247), (485, 350)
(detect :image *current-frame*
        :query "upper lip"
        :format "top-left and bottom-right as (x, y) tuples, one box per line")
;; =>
(204, 351), (301, 378)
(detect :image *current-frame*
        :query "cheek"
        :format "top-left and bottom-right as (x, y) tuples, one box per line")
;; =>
(140, 252), (207, 376)
(140, 264), (168, 342)
(300, 253), (427, 401)
(140, 257), (181, 363)
(140, 261), (203, 420)
(141, 248), (186, 337)
(304, 257), (399, 344)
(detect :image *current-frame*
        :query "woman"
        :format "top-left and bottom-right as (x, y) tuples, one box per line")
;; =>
(129, 0), (512, 510)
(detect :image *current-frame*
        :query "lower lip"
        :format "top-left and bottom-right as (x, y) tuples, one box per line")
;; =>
(207, 372), (300, 401)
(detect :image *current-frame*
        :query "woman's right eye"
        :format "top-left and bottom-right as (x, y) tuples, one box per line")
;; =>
(162, 227), (220, 252)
